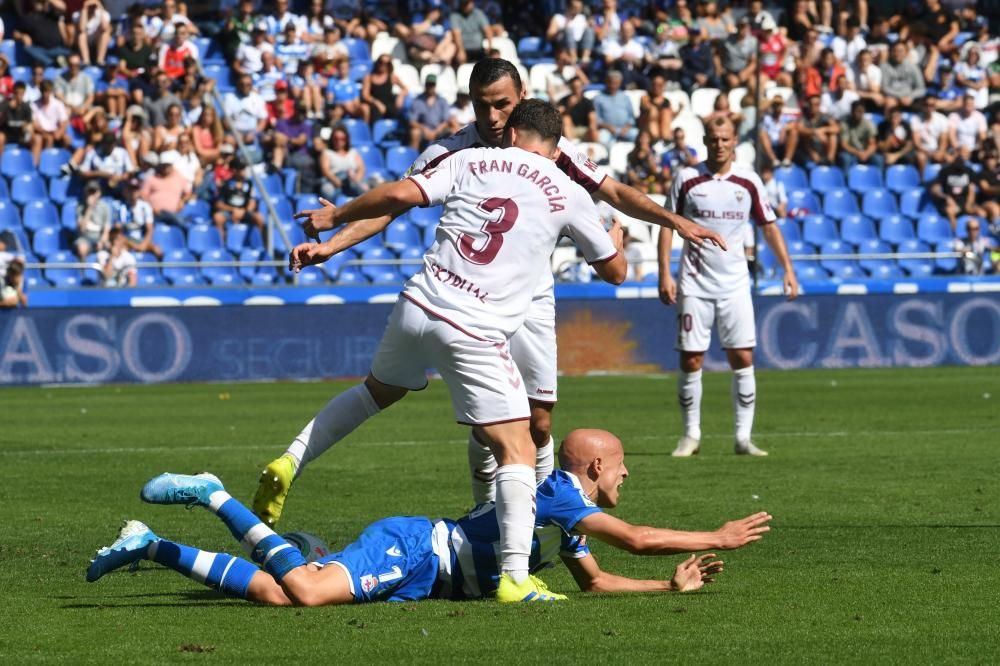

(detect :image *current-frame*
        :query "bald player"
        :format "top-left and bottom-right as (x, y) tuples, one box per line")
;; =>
(88, 429), (772, 605)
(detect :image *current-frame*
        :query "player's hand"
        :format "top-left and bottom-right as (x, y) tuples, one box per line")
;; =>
(784, 271), (799, 301)
(294, 197), (338, 241)
(288, 242), (334, 272)
(671, 554), (724, 592)
(658, 274), (677, 305)
(714, 512), (772, 549)
(675, 218), (727, 251)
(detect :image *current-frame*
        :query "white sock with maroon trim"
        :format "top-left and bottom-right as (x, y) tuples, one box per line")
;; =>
(535, 436), (554, 485)
(495, 463), (535, 584)
(467, 432), (497, 505)
(732, 366), (756, 443)
(286, 384), (381, 475)
(678, 370), (703, 441)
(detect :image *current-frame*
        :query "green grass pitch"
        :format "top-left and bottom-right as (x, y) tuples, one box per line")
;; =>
(1, 367), (998, 663)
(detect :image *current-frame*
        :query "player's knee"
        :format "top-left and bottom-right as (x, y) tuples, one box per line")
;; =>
(680, 353), (704, 373)
(364, 375), (407, 409)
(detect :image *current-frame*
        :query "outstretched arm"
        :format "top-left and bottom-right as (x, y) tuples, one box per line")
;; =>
(562, 551), (723, 593)
(294, 180), (423, 236)
(594, 176), (727, 250)
(575, 511), (772, 555)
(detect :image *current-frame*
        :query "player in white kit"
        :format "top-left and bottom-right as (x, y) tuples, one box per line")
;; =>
(261, 100), (627, 602)
(657, 116), (799, 457)
(255, 59), (726, 514)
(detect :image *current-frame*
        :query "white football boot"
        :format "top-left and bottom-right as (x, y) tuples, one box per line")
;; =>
(671, 436), (701, 457)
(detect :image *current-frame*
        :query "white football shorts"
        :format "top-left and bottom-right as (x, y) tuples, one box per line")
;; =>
(370, 297), (531, 426)
(509, 315), (558, 403)
(675, 291), (757, 352)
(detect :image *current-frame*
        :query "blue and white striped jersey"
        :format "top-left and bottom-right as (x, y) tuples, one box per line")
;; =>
(439, 470), (602, 599)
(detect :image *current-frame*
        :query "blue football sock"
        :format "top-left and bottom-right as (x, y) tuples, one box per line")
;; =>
(148, 540), (258, 599)
(205, 492), (306, 582)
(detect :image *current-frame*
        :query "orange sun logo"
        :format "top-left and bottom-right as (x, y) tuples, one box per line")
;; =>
(556, 310), (661, 375)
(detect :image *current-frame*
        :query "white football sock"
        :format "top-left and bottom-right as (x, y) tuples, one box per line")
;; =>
(534, 436), (554, 485)
(678, 370), (703, 441)
(732, 366), (756, 443)
(495, 463), (535, 584)
(467, 432), (497, 505)
(285, 384), (381, 475)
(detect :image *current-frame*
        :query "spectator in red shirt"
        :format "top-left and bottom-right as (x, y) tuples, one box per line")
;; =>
(757, 17), (791, 87)
(266, 80), (294, 127)
(158, 23), (198, 80)
(802, 48), (845, 99)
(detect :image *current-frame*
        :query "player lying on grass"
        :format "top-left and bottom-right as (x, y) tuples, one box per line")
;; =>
(87, 429), (771, 605)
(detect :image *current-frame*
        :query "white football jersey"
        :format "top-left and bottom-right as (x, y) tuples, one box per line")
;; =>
(407, 124), (608, 321)
(667, 162), (776, 298)
(404, 146), (615, 341)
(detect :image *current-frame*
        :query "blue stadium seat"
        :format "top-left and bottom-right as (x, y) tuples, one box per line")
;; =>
(822, 188), (859, 220)
(335, 265), (366, 284)
(349, 62), (371, 82)
(282, 168), (298, 196)
(259, 195), (295, 223)
(1, 146), (34, 178)
(398, 246), (424, 278)
(342, 118), (372, 145)
(896, 239), (933, 277)
(384, 220), (422, 250)
(361, 246), (393, 263)
(22, 200), (60, 231)
(31, 226), (64, 258)
(238, 247), (264, 283)
(153, 223), (185, 251)
(785, 240), (815, 259)
(296, 266), (327, 285)
(801, 215), (839, 245)
(252, 266), (281, 285)
(343, 37), (371, 64)
(878, 215), (915, 244)
(373, 118), (401, 147)
(11, 173), (47, 205)
(899, 188), (932, 219)
(857, 239), (893, 274)
(44, 250), (81, 287)
(809, 165), (845, 193)
(385, 146), (419, 178)
(0, 176), (9, 201)
(934, 240), (959, 273)
(38, 148), (72, 179)
(923, 163), (942, 183)
(226, 223), (250, 254)
(862, 189), (898, 218)
(7, 227), (30, 253)
(410, 205), (443, 227)
(180, 199), (211, 225)
(774, 164), (808, 190)
(202, 64), (234, 88)
(792, 261), (829, 280)
(200, 248), (243, 285)
(839, 215), (877, 245)
(422, 223), (437, 248)
(11, 66), (31, 83)
(774, 218), (801, 242)
(356, 143), (384, 171)
(847, 164), (884, 193)
(869, 263), (906, 279)
(318, 249), (352, 279)
(917, 214), (954, 244)
(23, 268), (49, 288)
(48, 176), (78, 205)
(0, 200), (20, 230)
(260, 173), (285, 199)
(0, 40), (17, 66)
(885, 164), (920, 193)
(787, 189), (821, 215)
(162, 249), (203, 285)
(295, 194), (322, 213)
(363, 266), (403, 284)
(820, 240), (863, 278)
(187, 223), (224, 257)
(273, 222), (307, 254)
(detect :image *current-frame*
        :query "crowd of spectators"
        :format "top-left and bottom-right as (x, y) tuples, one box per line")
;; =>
(0, 0), (997, 297)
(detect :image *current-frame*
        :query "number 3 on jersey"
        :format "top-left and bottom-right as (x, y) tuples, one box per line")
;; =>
(458, 197), (519, 265)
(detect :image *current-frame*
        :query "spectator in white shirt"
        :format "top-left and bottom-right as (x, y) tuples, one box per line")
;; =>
(546, 0), (595, 64)
(117, 178), (161, 259)
(79, 132), (136, 191)
(820, 74), (860, 121)
(235, 25), (273, 75)
(223, 73), (268, 158)
(848, 49), (883, 109)
(30, 80), (70, 165)
(602, 21), (648, 87)
(911, 97), (953, 179)
(831, 17), (866, 68)
(948, 93), (988, 161)
(96, 227), (138, 287)
(74, 0), (112, 65)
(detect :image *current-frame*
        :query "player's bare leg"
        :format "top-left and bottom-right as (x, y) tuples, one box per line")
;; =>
(248, 563), (355, 607)
(726, 348), (766, 456)
(673, 351), (704, 457)
(253, 375), (408, 526)
(474, 421), (565, 601)
(467, 399), (556, 504)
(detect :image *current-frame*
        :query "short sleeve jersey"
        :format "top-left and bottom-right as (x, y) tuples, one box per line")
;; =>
(405, 124), (608, 322)
(449, 470), (602, 598)
(668, 162), (776, 298)
(405, 146), (613, 341)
